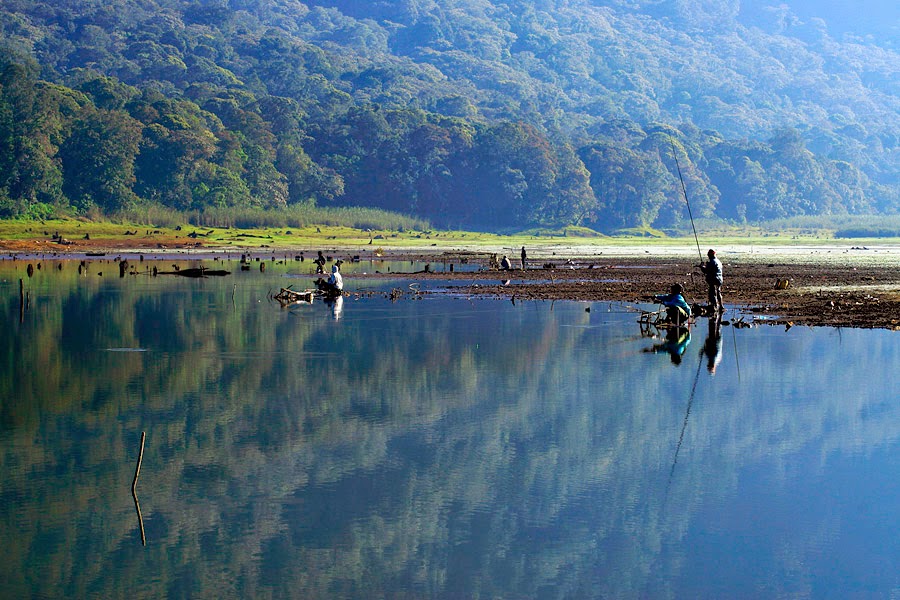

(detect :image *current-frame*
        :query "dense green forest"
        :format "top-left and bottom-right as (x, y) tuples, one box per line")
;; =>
(0, 0), (896, 231)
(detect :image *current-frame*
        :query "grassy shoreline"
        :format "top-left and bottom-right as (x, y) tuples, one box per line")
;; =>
(3, 217), (900, 266)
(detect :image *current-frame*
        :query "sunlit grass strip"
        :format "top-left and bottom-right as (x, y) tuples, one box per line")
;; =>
(2, 212), (900, 251)
(112, 204), (431, 232)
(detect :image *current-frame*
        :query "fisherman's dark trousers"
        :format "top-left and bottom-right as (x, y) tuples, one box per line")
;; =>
(708, 283), (723, 312)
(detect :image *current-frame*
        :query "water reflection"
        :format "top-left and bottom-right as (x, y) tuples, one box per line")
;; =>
(327, 295), (344, 321)
(701, 316), (724, 374)
(643, 325), (692, 365)
(1, 262), (900, 598)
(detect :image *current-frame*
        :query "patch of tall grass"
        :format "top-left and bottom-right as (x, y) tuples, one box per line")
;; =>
(113, 204), (431, 231)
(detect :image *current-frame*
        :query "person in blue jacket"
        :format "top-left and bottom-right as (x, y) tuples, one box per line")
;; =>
(653, 283), (691, 326)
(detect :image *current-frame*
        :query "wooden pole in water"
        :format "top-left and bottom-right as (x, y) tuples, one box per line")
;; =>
(19, 279), (24, 323)
(133, 493), (146, 546)
(132, 431), (145, 494)
(132, 431), (146, 546)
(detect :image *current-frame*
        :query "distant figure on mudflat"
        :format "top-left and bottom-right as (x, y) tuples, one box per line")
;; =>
(500, 255), (512, 270)
(314, 250), (326, 274)
(521, 246), (527, 270)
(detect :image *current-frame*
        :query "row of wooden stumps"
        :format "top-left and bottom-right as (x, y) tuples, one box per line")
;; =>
(132, 431), (146, 546)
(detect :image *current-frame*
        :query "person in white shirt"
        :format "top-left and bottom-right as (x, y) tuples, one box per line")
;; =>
(317, 264), (343, 296)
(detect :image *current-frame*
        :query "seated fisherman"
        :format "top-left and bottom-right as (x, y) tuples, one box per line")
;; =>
(653, 283), (691, 326)
(316, 264), (343, 296)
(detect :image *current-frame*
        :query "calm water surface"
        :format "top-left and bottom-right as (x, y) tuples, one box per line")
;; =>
(2, 258), (899, 598)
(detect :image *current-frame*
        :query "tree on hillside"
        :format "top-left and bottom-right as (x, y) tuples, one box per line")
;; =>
(580, 140), (669, 229)
(0, 55), (69, 216)
(468, 122), (557, 229)
(59, 107), (142, 212)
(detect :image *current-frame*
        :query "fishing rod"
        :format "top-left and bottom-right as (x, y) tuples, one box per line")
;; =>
(670, 139), (704, 264)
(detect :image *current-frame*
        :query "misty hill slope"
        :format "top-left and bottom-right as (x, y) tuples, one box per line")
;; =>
(0, 0), (897, 229)
(302, 0), (897, 138)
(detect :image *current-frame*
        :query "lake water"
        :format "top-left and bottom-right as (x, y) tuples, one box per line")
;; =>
(2, 257), (900, 599)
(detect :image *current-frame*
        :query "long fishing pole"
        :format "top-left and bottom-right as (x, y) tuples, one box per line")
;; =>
(670, 139), (703, 263)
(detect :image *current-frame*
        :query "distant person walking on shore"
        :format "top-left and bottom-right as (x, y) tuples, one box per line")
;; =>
(521, 246), (527, 270)
(699, 249), (724, 313)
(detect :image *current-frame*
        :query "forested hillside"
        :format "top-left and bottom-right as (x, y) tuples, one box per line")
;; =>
(0, 0), (897, 231)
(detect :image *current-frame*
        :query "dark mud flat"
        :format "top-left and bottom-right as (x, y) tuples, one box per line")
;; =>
(360, 256), (900, 330)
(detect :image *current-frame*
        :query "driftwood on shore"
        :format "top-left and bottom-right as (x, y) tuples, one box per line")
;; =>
(273, 287), (316, 306)
(156, 267), (231, 278)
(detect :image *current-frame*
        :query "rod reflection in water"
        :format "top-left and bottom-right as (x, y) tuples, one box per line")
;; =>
(664, 354), (704, 506)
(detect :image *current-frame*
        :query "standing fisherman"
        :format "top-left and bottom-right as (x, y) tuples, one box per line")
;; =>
(698, 249), (724, 314)
(521, 246), (527, 270)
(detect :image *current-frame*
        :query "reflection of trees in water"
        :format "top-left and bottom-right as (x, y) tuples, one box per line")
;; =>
(1, 267), (899, 597)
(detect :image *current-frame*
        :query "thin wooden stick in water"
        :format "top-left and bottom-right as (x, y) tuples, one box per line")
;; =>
(133, 493), (147, 546)
(132, 431), (147, 545)
(132, 431), (145, 494)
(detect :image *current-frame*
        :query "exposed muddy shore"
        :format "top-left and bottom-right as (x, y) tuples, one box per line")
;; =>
(333, 246), (898, 330)
(5, 237), (900, 330)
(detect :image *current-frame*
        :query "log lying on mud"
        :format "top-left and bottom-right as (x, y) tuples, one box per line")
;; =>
(273, 287), (316, 306)
(157, 267), (231, 277)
